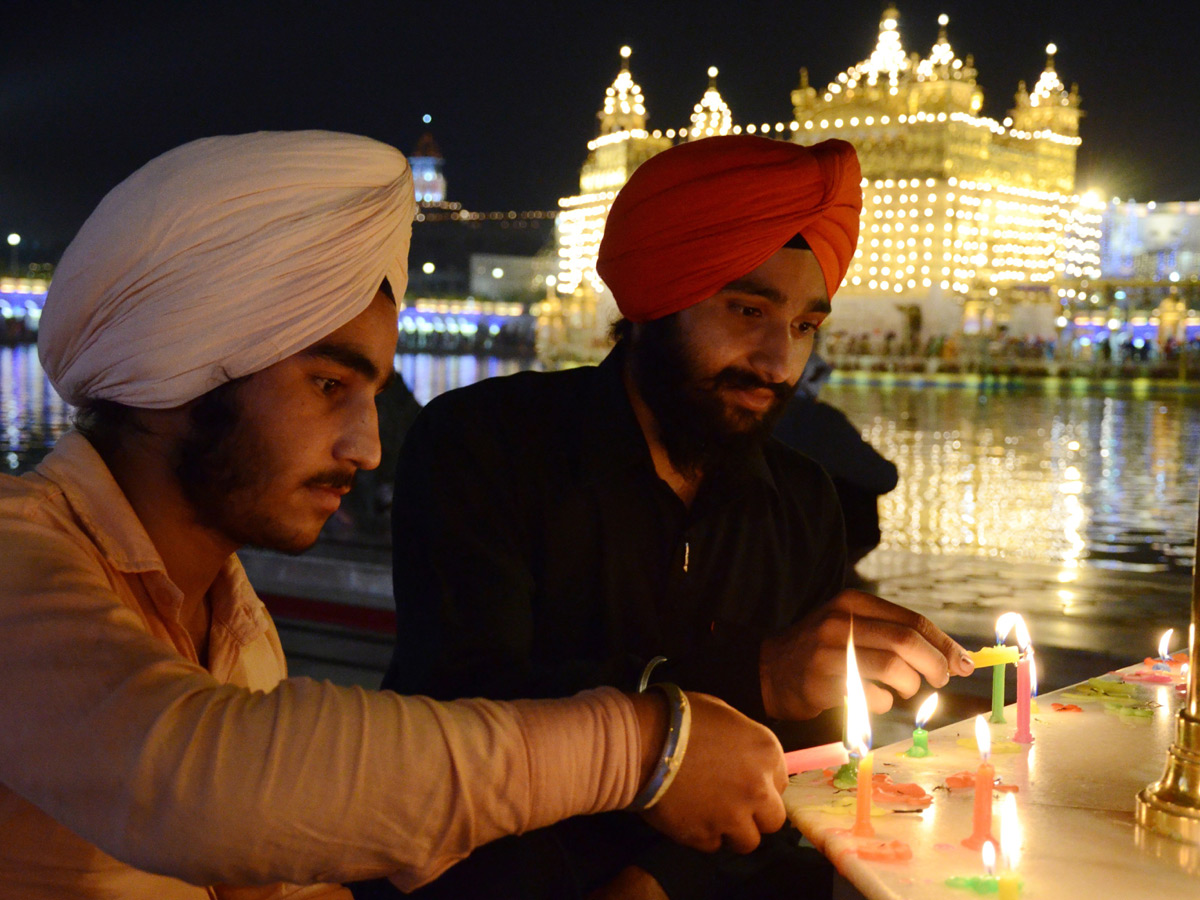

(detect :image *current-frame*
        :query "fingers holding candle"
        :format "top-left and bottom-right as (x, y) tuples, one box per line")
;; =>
(759, 589), (973, 720)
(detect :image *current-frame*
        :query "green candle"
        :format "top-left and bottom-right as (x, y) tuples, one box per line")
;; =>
(945, 875), (1000, 894)
(905, 693), (938, 757)
(832, 758), (859, 789)
(990, 645), (1007, 724)
(905, 727), (931, 757)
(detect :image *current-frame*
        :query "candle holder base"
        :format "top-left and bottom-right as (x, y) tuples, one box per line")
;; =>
(1137, 711), (1200, 848)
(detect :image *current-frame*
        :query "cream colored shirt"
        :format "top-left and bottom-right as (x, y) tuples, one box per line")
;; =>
(0, 432), (642, 898)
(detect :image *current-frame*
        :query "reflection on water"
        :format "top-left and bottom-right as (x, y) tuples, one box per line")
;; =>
(3, 346), (1198, 574)
(0, 346), (72, 475)
(824, 380), (1200, 576)
(397, 353), (540, 406)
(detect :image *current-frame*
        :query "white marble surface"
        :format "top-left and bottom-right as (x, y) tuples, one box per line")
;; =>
(784, 664), (1200, 898)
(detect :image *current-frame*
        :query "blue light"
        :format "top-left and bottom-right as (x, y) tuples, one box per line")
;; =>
(422, 114), (432, 124)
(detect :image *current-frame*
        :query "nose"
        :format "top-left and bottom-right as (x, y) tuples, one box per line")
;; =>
(750, 323), (807, 386)
(334, 395), (383, 471)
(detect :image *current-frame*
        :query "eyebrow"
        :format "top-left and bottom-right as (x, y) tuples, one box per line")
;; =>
(302, 342), (396, 391)
(720, 278), (832, 314)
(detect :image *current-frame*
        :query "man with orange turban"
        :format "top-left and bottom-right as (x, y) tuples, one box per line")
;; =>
(382, 136), (975, 900)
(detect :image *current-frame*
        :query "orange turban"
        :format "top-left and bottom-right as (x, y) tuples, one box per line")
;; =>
(597, 136), (862, 322)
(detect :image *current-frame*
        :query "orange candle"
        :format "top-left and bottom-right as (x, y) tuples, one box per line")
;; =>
(963, 715), (995, 849)
(845, 623), (875, 837)
(852, 749), (875, 837)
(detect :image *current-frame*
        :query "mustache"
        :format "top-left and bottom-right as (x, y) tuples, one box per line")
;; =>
(304, 470), (356, 491)
(705, 367), (795, 400)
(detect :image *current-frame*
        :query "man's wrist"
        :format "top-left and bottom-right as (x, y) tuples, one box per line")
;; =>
(628, 690), (669, 788)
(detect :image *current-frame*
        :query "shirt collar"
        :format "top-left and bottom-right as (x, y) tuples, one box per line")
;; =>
(36, 430), (169, 575)
(35, 431), (268, 643)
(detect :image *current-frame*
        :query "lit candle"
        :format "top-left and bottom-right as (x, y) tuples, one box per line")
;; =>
(1147, 629), (1175, 670)
(1013, 620), (1033, 744)
(982, 840), (996, 881)
(945, 839), (999, 894)
(846, 626), (875, 838)
(905, 693), (939, 757)
(962, 715), (995, 850)
(989, 614), (1022, 724)
(998, 793), (1022, 899)
(1160, 629), (1174, 662)
(1029, 651), (1039, 714)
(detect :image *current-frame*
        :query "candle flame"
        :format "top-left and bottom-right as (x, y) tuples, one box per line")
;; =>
(1014, 618), (1031, 651)
(996, 612), (1031, 650)
(1159, 628), (1174, 660)
(981, 840), (996, 875)
(974, 714), (991, 761)
(998, 614), (1017, 648)
(1000, 793), (1021, 870)
(845, 624), (872, 755)
(915, 692), (939, 728)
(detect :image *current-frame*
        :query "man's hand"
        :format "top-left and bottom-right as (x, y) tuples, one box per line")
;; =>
(759, 589), (975, 720)
(629, 691), (786, 854)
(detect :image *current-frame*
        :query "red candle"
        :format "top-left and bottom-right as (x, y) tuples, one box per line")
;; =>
(963, 715), (995, 849)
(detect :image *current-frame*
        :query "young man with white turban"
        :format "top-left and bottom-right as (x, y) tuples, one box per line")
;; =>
(0, 131), (793, 898)
(382, 136), (977, 899)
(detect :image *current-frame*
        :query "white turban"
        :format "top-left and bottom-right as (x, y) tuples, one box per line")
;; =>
(39, 130), (415, 408)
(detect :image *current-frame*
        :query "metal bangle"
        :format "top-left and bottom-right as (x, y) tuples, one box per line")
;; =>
(637, 655), (669, 693)
(628, 682), (692, 811)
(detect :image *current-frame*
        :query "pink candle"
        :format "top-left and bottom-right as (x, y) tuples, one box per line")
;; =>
(784, 741), (849, 775)
(963, 716), (995, 850)
(1014, 650), (1033, 744)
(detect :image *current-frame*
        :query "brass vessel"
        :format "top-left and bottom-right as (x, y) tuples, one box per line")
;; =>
(1136, 498), (1200, 847)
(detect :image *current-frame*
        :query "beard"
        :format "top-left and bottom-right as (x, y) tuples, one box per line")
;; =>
(174, 379), (354, 554)
(626, 315), (796, 480)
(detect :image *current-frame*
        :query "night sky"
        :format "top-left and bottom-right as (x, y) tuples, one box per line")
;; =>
(3, 1), (1197, 262)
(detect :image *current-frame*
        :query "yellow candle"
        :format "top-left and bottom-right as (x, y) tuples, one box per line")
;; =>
(998, 790), (1022, 897)
(969, 646), (1019, 668)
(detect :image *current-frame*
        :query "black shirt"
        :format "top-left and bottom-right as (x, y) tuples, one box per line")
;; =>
(380, 345), (846, 899)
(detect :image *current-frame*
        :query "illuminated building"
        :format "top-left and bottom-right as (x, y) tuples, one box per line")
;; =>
(1102, 200), (1200, 281)
(410, 133), (447, 203)
(540, 46), (675, 361)
(542, 9), (1104, 360)
(400, 134), (556, 353)
(793, 6), (1100, 338)
(1064, 199), (1200, 347)
(689, 67), (733, 140)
